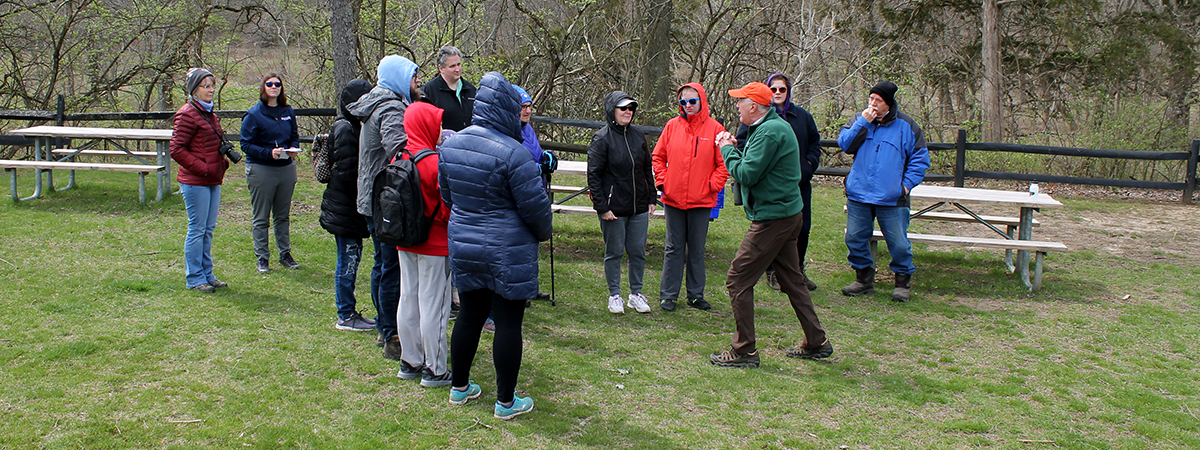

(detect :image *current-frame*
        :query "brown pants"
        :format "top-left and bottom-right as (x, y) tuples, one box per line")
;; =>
(726, 211), (826, 355)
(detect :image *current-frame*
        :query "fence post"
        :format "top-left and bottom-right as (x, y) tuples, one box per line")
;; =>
(954, 129), (966, 187)
(1185, 139), (1198, 205)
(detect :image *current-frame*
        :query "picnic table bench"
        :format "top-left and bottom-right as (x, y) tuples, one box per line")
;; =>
(867, 230), (1068, 291)
(1, 160), (165, 203)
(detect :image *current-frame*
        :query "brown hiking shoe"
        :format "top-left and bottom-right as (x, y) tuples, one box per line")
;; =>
(892, 273), (913, 302)
(708, 349), (760, 368)
(841, 267), (875, 296)
(786, 338), (834, 360)
(382, 335), (402, 361)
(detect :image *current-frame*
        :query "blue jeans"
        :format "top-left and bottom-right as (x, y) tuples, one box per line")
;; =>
(334, 235), (364, 319)
(366, 219), (400, 339)
(180, 183), (221, 288)
(845, 199), (915, 275)
(598, 212), (649, 296)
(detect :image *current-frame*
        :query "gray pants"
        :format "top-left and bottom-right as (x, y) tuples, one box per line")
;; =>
(246, 163), (297, 260)
(599, 212), (649, 297)
(397, 251), (452, 376)
(660, 204), (710, 301)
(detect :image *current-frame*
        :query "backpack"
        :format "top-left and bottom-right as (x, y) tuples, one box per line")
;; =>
(311, 128), (335, 183)
(371, 149), (441, 247)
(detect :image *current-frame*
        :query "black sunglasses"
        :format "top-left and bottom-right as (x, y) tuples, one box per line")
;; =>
(770, 87), (787, 93)
(265, 81), (282, 88)
(616, 105), (636, 111)
(678, 97), (700, 106)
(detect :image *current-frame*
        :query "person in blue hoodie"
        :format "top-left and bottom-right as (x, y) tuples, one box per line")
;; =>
(837, 80), (930, 302)
(346, 55), (421, 360)
(241, 73), (301, 274)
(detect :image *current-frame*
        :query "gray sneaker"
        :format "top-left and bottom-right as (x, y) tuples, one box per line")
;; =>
(335, 313), (374, 332)
(397, 360), (424, 380)
(420, 368), (453, 387)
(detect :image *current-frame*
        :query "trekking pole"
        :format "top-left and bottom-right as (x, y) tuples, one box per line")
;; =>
(547, 173), (556, 306)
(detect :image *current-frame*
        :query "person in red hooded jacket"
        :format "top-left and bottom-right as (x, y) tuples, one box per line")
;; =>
(651, 82), (730, 312)
(393, 100), (454, 387)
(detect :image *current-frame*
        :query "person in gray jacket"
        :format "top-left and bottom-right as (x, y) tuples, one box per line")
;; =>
(346, 55), (421, 360)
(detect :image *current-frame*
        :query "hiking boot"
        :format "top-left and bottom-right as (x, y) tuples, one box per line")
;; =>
(787, 338), (834, 360)
(660, 298), (676, 312)
(483, 317), (496, 333)
(280, 252), (300, 270)
(765, 268), (781, 291)
(494, 396), (535, 420)
(376, 333), (385, 348)
(687, 298), (712, 310)
(708, 349), (760, 368)
(536, 291), (551, 300)
(382, 335), (402, 361)
(256, 257), (270, 274)
(397, 360), (424, 380)
(190, 283), (215, 293)
(449, 381), (482, 405)
(210, 280), (229, 289)
(802, 270), (818, 292)
(892, 273), (913, 302)
(627, 293), (651, 314)
(841, 266), (875, 296)
(420, 368), (453, 387)
(607, 294), (624, 314)
(335, 313), (374, 332)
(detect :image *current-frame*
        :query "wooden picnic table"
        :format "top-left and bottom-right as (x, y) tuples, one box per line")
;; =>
(905, 184), (1065, 290)
(8, 126), (173, 202)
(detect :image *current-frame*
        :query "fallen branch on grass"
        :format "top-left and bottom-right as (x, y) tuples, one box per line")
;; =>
(167, 419), (202, 424)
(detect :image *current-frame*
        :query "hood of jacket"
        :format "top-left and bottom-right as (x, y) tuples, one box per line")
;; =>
(471, 71), (523, 142)
(404, 100), (444, 152)
(603, 91), (637, 131)
(676, 82), (712, 124)
(375, 55), (418, 103)
(338, 79), (373, 122)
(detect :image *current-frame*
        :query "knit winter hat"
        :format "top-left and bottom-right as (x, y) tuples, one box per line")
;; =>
(185, 68), (214, 98)
(869, 80), (898, 110)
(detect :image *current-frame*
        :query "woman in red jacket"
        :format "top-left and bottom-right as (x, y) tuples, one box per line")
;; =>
(170, 68), (232, 293)
(650, 82), (730, 311)
(393, 100), (454, 387)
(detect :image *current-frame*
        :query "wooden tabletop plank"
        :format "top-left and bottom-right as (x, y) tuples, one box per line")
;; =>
(911, 184), (1062, 208)
(51, 149), (159, 157)
(556, 160), (586, 176)
(10, 125), (172, 141)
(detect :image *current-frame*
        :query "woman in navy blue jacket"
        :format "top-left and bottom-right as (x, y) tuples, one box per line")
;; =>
(240, 73), (301, 273)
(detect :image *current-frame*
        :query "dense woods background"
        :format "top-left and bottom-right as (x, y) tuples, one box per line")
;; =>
(1, 0), (1197, 172)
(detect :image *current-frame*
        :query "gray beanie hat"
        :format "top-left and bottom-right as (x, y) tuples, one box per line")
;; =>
(185, 68), (214, 98)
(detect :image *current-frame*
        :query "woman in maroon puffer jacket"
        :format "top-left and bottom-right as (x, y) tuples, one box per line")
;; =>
(170, 67), (231, 293)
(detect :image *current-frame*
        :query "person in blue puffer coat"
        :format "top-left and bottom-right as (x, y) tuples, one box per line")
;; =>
(837, 80), (929, 303)
(438, 71), (551, 420)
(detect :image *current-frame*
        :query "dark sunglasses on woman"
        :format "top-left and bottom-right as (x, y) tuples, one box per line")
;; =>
(265, 81), (282, 87)
(770, 87), (787, 93)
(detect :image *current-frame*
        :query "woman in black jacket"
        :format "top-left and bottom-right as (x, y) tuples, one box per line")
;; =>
(320, 79), (378, 332)
(587, 91), (656, 315)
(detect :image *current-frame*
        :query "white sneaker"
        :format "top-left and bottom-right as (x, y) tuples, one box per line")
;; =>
(607, 294), (624, 314)
(627, 293), (651, 313)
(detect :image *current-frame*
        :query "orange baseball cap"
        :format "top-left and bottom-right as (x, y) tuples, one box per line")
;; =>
(727, 82), (773, 106)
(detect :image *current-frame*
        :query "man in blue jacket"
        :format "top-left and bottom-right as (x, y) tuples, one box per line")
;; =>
(837, 80), (929, 302)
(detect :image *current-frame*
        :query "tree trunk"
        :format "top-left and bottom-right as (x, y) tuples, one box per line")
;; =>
(331, 0), (362, 96)
(981, 0), (1002, 142)
(640, 0), (673, 115)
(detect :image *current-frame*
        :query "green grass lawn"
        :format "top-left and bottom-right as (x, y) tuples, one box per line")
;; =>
(1, 168), (1197, 449)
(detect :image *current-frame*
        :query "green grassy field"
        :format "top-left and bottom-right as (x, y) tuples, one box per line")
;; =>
(1, 167), (1197, 449)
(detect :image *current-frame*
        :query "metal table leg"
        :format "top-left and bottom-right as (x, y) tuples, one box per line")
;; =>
(1018, 207), (1034, 289)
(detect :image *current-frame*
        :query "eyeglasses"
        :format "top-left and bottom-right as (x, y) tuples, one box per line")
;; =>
(264, 81), (282, 88)
(678, 97), (700, 106)
(616, 105), (636, 111)
(521, 103), (533, 109)
(770, 87), (787, 93)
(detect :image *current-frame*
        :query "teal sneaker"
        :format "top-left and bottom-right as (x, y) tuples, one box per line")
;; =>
(494, 396), (534, 420)
(449, 382), (482, 405)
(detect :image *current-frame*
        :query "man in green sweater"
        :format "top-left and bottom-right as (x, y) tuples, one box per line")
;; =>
(708, 82), (833, 368)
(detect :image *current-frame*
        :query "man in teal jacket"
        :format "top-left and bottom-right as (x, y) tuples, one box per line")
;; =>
(708, 82), (832, 368)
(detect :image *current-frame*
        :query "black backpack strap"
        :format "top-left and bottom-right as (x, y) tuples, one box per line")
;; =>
(410, 148), (440, 218)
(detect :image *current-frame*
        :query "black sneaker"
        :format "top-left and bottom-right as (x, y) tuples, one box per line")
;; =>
(687, 298), (711, 310)
(660, 299), (676, 312)
(382, 335), (402, 361)
(256, 257), (270, 274)
(420, 368), (453, 387)
(708, 349), (760, 368)
(535, 291), (551, 300)
(786, 339), (834, 360)
(397, 360), (424, 380)
(280, 252), (300, 270)
(190, 283), (215, 293)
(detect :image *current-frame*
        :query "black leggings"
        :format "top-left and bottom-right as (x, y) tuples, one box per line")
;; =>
(450, 288), (526, 404)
